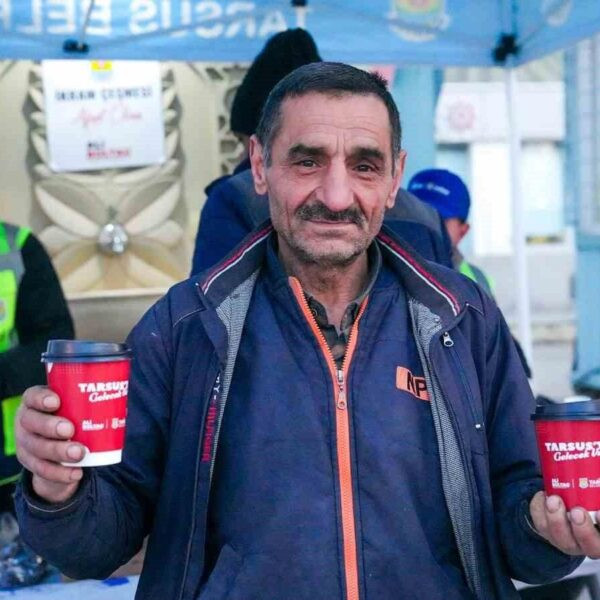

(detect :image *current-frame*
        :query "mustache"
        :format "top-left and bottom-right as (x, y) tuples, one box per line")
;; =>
(296, 202), (365, 226)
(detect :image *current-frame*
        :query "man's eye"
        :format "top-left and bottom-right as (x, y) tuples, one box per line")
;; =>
(356, 164), (375, 172)
(298, 159), (317, 168)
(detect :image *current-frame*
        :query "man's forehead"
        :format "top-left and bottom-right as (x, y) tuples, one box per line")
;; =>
(277, 92), (391, 149)
(281, 92), (388, 123)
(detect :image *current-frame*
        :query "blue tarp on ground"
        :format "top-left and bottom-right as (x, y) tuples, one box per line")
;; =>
(0, 576), (138, 599)
(1, 1), (600, 66)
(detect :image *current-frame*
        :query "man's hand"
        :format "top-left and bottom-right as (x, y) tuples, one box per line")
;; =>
(530, 491), (600, 558)
(15, 386), (86, 504)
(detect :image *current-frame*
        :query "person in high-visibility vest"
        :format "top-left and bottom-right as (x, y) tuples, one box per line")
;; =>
(0, 222), (74, 512)
(407, 168), (494, 293)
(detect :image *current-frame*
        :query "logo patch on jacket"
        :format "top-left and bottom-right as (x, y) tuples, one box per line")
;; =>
(396, 367), (429, 401)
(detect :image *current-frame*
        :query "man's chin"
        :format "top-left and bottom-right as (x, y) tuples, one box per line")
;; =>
(292, 242), (364, 267)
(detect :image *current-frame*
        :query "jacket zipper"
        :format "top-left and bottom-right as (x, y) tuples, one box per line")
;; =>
(442, 331), (483, 430)
(289, 277), (367, 600)
(436, 329), (483, 598)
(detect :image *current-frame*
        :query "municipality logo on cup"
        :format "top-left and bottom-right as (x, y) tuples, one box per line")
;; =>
(42, 340), (132, 467)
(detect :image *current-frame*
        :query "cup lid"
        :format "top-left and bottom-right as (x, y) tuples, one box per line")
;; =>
(532, 397), (600, 420)
(42, 339), (132, 363)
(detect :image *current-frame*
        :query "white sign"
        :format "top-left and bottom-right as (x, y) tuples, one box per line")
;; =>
(42, 60), (165, 172)
(435, 81), (565, 144)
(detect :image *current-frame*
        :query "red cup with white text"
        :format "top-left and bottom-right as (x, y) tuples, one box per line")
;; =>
(42, 340), (132, 467)
(533, 398), (600, 519)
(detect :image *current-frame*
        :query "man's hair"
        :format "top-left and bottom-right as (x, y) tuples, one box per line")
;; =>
(255, 62), (402, 169)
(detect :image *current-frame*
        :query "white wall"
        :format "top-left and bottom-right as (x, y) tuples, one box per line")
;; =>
(0, 62), (32, 228)
(470, 142), (512, 255)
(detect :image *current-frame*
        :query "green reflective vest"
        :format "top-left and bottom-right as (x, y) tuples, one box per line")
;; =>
(458, 259), (494, 297)
(0, 223), (30, 472)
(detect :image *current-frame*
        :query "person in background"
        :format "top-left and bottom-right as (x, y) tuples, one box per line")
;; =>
(191, 31), (453, 276)
(408, 167), (532, 377)
(191, 28), (322, 272)
(0, 222), (74, 513)
(408, 168), (493, 294)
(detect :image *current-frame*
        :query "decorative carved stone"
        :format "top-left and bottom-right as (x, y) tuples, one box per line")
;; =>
(24, 63), (188, 293)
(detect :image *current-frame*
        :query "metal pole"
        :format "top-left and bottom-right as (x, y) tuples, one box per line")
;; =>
(77, 0), (96, 51)
(295, 7), (307, 29)
(505, 64), (534, 367)
(292, 0), (307, 29)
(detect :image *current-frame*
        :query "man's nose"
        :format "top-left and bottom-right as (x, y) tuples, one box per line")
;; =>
(317, 163), (354, 212)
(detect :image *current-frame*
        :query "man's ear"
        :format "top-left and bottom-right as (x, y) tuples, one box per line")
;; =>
(249, 135), (268, 195)
(458, 222), (471, 244)
(386, 150), (407, 209)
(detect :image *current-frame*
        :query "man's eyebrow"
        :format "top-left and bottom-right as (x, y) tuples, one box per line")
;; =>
(348, 147), (386, 164)
(286, 144), (328, 161)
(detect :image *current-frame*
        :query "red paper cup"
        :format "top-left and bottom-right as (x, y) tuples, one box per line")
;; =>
(533, 398), (600, 518)
(42, 340), (132, 467)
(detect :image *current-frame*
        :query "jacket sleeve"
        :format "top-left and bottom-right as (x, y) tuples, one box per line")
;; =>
(0, 234), (75, 399)
(14, 298), (173, 579)
(191, 179), (254, 275)
(482, 294), (583, 583)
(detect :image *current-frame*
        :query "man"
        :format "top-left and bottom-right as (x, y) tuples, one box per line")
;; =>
(13, 63), (592, 600)
(408, 168), (493, 294)
(0, 222), (73, 512)
(192, 31), (452, 275)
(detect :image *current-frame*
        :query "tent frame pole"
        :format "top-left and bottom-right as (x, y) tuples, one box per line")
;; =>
(77, 0), (96, 51)
(505, 63), (533, 367)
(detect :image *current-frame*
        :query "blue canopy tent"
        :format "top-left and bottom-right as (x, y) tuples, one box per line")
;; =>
(2, 0), (600, 366)
(1, 1), (599, 66)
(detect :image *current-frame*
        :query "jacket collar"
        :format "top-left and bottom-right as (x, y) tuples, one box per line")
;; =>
(199, 222), (273, 308)
(198, 220), (472, 326)
(376, 225), (464, 324)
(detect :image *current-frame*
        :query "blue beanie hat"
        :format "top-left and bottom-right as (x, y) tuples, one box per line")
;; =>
(407, 168), (470, 222)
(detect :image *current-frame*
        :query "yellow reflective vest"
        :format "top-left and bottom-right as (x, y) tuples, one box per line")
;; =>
(458, 259), (494, 297)
(0, 223), (30, 475)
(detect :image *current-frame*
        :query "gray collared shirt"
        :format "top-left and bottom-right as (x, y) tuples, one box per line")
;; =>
(304, 243), (381, 368)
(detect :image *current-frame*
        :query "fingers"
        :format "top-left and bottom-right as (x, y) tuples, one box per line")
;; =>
(569, 508), (600, 559)
(16, 429), (86, 484)
(529, 491), (550, 533)
(15, 385), (84, 503)
(23, 386), (60, 413)
(19, 407), (74, 440)
(18, 432), (85, 465)
(18, 447), (84, 485)
(543, 495), (581, 554)
(530, 493), (600, 557)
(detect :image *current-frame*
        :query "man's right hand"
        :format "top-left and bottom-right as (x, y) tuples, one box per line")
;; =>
(15, 386), (86, 504)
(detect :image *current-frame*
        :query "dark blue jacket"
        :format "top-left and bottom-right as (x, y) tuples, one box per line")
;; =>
(191, 168), (452, 274)
(16, 224), (580, 600)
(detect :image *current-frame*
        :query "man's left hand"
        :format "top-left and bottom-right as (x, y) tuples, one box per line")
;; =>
(530, 490), (600, 558)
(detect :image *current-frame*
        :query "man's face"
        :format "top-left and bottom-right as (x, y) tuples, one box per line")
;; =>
(250, 92), (404, 268)
(444, 217), (470, 248)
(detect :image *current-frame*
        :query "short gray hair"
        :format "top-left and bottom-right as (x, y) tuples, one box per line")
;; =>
(255, 62), (402, 170)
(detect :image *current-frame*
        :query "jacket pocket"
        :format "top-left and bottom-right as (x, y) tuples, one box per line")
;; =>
(197, 544), (243, 600)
